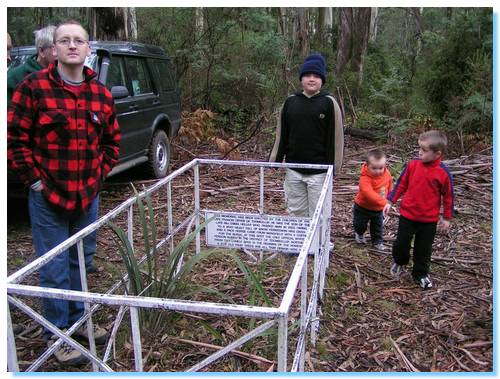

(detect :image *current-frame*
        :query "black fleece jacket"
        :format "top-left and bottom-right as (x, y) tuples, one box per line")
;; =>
(275, 90), (336, 174)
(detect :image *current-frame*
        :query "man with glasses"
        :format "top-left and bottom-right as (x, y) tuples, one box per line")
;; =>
(7, 25), (57, 104)
(8, 20), (120, 366)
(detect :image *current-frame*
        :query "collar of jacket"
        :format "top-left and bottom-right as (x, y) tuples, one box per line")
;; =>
(25, 54), (43, 72)
(47, 62), (97, 86)
(420, 157), (442, 167)
(294, 89), (330, 99)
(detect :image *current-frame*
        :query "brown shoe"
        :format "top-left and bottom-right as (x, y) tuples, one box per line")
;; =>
(48, 334), (86, 366)
(74, 323), (109, 345)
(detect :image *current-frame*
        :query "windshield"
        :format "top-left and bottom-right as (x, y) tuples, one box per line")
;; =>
(8, 48), (98, 71)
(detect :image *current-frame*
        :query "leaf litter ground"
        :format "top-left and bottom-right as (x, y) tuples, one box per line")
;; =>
(7, 126), (492, 372)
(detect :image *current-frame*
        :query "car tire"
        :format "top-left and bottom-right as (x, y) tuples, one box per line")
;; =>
(147, 130), (170, 178)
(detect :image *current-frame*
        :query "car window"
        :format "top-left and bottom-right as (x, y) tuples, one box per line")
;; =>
(106, 56), (126, 91)
(125, 57), (153, 96)
(152, 60), (176, 92)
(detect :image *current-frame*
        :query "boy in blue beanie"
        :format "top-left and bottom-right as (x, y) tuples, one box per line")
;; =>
(270, 53), (344, 218)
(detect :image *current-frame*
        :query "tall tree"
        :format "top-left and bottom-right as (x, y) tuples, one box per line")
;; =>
(296, 8), (310, 60)
(318, 7), (333, 45)
(83, 7), (137, 40)
(369, 7), (379, 42)
(335, 7), (371, 100)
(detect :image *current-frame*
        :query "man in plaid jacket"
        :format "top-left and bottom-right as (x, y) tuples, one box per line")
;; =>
(8, 20), (120, 365)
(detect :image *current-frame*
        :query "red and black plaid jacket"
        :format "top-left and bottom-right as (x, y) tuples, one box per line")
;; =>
(8, 63), (120, 216)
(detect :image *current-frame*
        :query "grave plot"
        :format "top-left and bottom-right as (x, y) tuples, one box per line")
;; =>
(7, 159), (334, 372)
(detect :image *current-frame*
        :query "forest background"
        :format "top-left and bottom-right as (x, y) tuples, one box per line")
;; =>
(7, 7), (493, 153)
(5, 7), (494, 372)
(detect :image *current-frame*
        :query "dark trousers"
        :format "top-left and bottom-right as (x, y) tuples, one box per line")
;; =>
(392, 215), (437, 280)
(353, 203), (384, 244)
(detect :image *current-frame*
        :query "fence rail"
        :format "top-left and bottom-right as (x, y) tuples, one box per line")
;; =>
(7, 159), (333, 372)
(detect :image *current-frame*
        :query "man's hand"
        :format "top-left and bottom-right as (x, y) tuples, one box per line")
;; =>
(30, 180), (44, 192)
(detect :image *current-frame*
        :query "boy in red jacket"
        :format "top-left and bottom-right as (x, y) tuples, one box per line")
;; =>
(353, 149), (393, 251)
(384, 130), (454, 289)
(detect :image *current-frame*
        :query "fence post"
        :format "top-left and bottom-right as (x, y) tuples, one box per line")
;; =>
(167, 181), (174, 253)
(77, 239), (98, 371)
(127, 205), (134, 253)
(277, 314), (288, 372)
(194, 163), (200, 255)
(7, 303), (19, 372)
(259, 166), (265, 215)
(130, 306), (143, 371)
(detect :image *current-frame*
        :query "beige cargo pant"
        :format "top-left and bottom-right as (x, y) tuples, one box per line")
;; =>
(284, 168), (327, 218)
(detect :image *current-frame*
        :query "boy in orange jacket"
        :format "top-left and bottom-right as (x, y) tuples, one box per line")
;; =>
(353, 149), (393, 250)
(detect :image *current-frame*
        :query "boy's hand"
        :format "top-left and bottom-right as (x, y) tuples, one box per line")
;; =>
(438, 218), (451, 232)
(383, 203), (392, 217)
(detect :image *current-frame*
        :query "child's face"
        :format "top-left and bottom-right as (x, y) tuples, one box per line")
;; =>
(301, 73), (322, 96)
(367, 157), (386, 176)
(418, 139), (442, 163)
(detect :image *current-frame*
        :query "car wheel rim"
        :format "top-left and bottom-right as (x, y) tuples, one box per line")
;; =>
(156, 142), (168, 172)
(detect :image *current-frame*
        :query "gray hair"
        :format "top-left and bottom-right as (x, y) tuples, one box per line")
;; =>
(34, 25), (56, 49)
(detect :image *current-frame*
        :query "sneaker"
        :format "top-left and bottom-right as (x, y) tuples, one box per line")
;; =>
(74, 323), (109, 345)
(86, 261), (97, 274)
(354, 233), (366, 244)
(416, 276), (433, 290)
(373, 242), (385, 251)
(48, 334), (86, 366)
(390, 262), (403, 277)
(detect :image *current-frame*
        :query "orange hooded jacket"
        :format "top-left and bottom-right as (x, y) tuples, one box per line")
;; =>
(354, 163), (393, 211)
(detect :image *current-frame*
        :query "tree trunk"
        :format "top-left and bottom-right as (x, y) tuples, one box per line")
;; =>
(369, 7), (378, 42)
(335, 7), (352, 78)
(89, 8), (135, 40)
(350, 7), (371, 92)
(296, 8), (310, 60)
(318, 8), (325, 44)
(318, 7), (333, 45)
(275, 7), (294, 93)
(195, 7), (204, 38)
(127, 7), (138, 40)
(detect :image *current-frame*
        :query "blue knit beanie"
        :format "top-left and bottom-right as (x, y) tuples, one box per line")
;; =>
(299, 54), (326, 84)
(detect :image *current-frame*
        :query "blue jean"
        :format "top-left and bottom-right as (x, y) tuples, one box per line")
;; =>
(28, 190), (99, 339)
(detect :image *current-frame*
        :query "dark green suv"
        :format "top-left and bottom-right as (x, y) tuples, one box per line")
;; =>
(9, 41), (181, 185)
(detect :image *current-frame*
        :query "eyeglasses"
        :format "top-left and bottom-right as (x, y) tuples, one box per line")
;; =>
(55, 38), (88, 47)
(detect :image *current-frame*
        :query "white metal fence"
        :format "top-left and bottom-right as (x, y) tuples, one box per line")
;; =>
(7, 159), (333, 372)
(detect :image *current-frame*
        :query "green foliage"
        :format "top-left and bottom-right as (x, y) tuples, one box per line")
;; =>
(8, 7), (492, 149)
(417, 9), (492, 127)
(137, 8), (286, 128)
(108, 187), (273, 340)
(107, 189), (225, 337)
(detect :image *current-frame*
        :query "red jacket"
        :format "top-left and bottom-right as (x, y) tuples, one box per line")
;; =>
(388, 158), (454, 223)
(8, 63), (120, 216)
(354, 163), (393, 211)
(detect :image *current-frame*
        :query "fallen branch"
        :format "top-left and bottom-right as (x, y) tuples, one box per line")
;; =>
(170, 336), (274, 367)
(390, 337), (420, 372)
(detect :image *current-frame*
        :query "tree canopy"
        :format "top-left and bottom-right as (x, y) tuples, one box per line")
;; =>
(8, 7), (493, 150)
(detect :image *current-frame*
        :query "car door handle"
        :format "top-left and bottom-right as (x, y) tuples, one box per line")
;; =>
(129, 104), (138, 111)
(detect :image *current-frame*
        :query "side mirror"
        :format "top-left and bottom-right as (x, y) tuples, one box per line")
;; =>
(111, 86), (129, 99)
